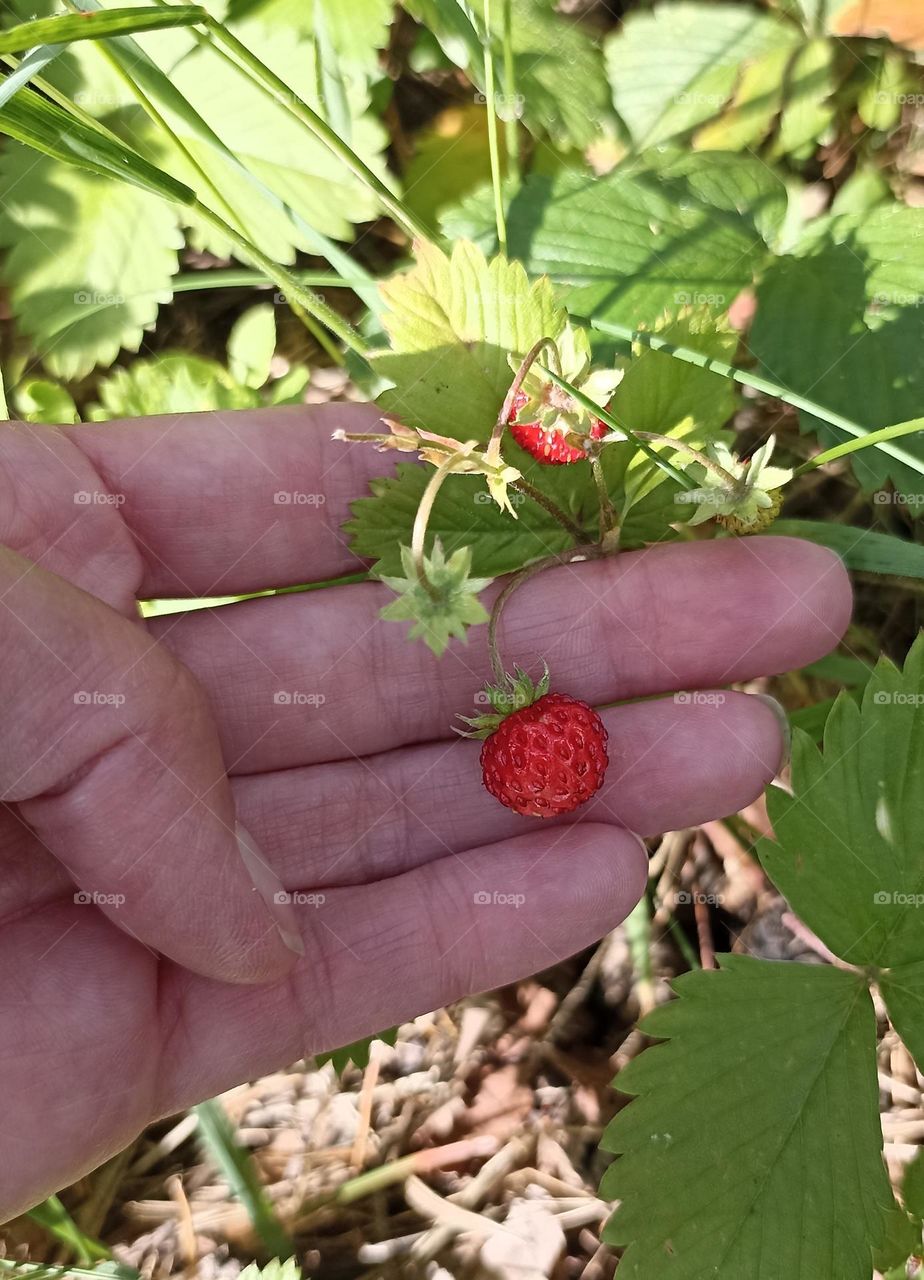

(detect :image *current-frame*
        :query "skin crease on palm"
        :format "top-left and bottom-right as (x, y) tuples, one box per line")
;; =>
(0, 404), (852, 1221)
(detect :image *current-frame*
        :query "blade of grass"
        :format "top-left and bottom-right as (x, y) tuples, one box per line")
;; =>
(793, 418), (924, 477)
(26, 1196), (110, 1265)
(769, 520), (924, 580)
(500, 0), (519, 179)
(59, 0), (344, 362)
(481, 0), (507, 254)
(198, 14), (433, 244)
(0, 6), (206, 55)
(69, 0), (381, 311)
(194, 1099), (294, 1257)
(586, 317), (924, 481)
(538, 363), (695, 488)
(170, 268), (374, 293)
(0, 44), (66, 108)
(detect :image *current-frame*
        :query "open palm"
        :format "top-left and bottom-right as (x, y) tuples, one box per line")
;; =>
(0, 405), (851, 1220)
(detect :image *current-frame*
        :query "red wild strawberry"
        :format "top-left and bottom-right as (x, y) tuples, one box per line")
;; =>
(507, 390), (607, 465)
(461, 666), (609, 818)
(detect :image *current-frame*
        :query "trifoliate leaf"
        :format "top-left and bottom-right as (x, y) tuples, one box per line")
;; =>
(373, 239), (567, 439)
(760, 634), (924, 973)
(380, 541), (493, 656)
(0, 146), (181, 380)
(601, 956), (894, 1279)
(314, 1027), (399, 1075)
(88, 355), (259, 420)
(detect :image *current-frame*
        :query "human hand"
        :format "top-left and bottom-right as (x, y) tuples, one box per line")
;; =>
(0, 406), (851, 1219)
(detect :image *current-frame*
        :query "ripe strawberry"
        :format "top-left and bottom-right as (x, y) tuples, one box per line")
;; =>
(460, 668), (608, 818)
(508, 390), (606, 465)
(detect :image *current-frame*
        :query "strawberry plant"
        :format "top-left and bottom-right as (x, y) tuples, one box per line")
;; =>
(3, 0), (924, 1275)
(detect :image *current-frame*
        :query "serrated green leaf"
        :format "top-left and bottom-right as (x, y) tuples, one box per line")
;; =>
(604, 2), (797, 147)
(226, 0), (393, 72)
(228, 304), (276, 389)
(315, 1027), (399, 1075)
(751, 208), (924, 500)
(601, 956), (893, 1280)
(88, 354), (259, 419)
(13, 378), (79, 423)
(372, 239), (566, 438)
(239, 1260), (301, 1280)
(879, 960), (924, 1068)
(442, 152), (785, 327)
(0, 7), (206, 56)
(760, 634), (924, 970)
(0, 145), (182, 379)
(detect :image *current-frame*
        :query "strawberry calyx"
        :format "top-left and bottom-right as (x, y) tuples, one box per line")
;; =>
(456, 665), (551, 739)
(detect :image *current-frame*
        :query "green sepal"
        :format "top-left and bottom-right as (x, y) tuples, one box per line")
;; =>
(456, 664), (550, 738)
(379, 541), (492, 657)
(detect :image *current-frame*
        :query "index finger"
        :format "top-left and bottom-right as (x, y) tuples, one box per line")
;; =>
(67, 405), (395, 598)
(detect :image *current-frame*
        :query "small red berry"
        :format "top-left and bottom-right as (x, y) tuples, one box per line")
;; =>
(507, 391), (606, 465)
(480, 692), (609, 818)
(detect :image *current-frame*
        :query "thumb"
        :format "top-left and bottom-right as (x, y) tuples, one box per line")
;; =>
(0, 545), (302, 983)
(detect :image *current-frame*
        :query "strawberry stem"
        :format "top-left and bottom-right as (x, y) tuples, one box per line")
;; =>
(589, 447), (618, 543)
(411, 453), (476, 599)
(486, 544), (605, 682)
(509, 477), (586, 542)
(485, 335), (561, 466)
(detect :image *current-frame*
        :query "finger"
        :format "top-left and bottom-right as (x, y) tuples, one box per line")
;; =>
(66, 406), (396, 597)
(156, 823), (649, 1110)
(150, 536), (850, 771)
(0, 547), (301, 983)
(230, 690), (784, 888)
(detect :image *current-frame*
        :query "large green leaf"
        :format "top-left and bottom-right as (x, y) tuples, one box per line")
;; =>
(751, 207), (924, 500)
(442, 152), (786, 326)
(604, 2), (797, 147)
(601, 956), (893, 1279)
(760, 635), (924, 971)
(372, 239), (567, 437)
(0, 143), (182, 379)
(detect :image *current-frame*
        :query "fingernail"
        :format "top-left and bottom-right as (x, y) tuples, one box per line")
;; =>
(755, 694), (791, 771)
(236, 822), (305, 957)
